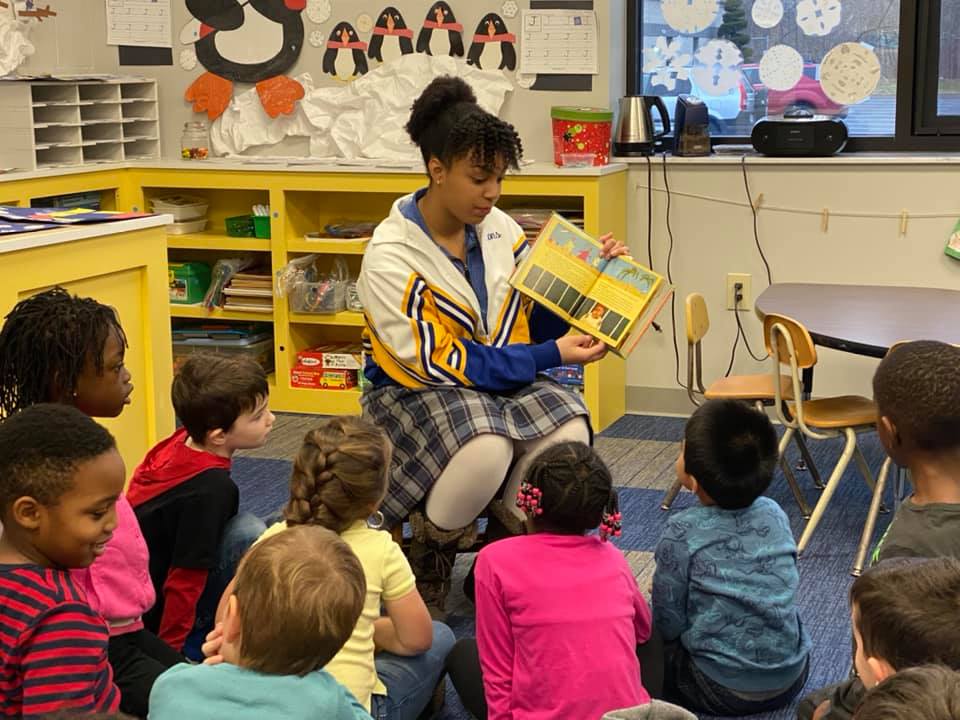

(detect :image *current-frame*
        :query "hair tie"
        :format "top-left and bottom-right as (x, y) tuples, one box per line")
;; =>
(599, 490), (622, 542)
(515, 481), (543, 517)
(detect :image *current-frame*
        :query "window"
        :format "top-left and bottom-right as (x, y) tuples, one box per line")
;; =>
(626, 0), (960, 150)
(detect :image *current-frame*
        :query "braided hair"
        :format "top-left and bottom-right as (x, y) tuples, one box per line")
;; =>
(0, 287), (127, 418)
(522, 441), (617, 535)
(284, 416), (393, 534)
(406, 75), (522, 174)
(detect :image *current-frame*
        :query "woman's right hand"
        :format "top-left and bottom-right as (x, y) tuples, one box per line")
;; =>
(556, 334), (608, 365)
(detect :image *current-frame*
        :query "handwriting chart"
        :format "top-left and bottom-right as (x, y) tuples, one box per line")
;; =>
(519, 10), (598, 76)
(105, 0), (172, 47)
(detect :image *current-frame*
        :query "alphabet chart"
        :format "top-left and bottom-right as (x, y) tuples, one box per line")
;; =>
(105, 0), (172, 47)
(519, 10), (599, 76)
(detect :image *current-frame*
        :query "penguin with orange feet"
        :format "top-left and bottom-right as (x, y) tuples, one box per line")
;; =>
(416, 1), (464, 57)
(184, 0), (306, 121)
(466, 13), (516, 71)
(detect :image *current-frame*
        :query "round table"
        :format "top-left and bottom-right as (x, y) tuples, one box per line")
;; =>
(756, 283), (960, 359)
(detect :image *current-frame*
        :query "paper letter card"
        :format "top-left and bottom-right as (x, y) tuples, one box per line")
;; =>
(519, 10), (598, 76)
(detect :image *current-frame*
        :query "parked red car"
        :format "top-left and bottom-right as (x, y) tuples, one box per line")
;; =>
(742, 63), (848, 117)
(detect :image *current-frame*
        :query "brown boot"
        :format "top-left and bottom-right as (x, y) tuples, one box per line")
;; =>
(463, 499), (527, 603)
(408, 510), (478, 619)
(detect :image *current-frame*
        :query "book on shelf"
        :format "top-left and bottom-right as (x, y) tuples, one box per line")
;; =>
(510, 213), (672, 358)
(222, 287), (273, 298)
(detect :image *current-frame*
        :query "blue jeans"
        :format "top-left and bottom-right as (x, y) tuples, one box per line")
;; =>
(183, 511), (266, 661)
(371, 621), (456, 720)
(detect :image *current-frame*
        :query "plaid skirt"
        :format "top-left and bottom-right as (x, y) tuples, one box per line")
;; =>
(361, 379), (589, 527)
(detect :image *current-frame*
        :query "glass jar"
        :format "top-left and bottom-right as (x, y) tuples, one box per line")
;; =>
(180, 121), (209, 160)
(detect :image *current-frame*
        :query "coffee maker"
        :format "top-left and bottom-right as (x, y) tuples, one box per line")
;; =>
(673, 95), (711, 156)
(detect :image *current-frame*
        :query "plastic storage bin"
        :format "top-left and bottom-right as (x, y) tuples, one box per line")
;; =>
(168, 262), (211, 304)
(225, 215), (255, 237)
(290, 280), (346, 314)
(551, 106), (613, 166)
(166, 218), (208, 235)
(253, 215), (271, 239)
(172, 334), (274, 374)
(151, 195), (208, 221)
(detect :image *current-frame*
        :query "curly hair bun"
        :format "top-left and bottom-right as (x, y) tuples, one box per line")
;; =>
(406, 76), (477, 145)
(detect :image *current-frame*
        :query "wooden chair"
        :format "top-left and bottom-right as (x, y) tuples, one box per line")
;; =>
(765, 313), (883, 559)
(660, 293), (819, 515)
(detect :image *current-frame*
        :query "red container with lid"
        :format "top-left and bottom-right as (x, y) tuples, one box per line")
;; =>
(551, 106), (614, 166)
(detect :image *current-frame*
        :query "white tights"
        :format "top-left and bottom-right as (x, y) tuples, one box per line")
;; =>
(424, 417), (591, 530)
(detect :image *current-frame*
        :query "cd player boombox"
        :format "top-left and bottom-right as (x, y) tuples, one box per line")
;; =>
(751, 116), (848, 157)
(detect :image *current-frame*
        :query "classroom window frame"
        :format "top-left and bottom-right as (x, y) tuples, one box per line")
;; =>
(625, 0), (960, 152)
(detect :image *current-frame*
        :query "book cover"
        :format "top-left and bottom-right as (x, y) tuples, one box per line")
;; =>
(0, 206), (149, 224)
(510, 213), (672, 357)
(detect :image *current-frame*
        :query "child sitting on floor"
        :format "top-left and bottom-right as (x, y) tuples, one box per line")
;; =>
(800, 340), (960, 720)
(147, 524), (370, 720)
(0, 404), (124, 716)
(0, 286), (181, 718)
(653, 399), (810, 717)
(448, 441), (652, 720)
(253, 417), (454, 718)
(127, 353), (272, 660)
(852, 665), (960, 720)
(829, 557), (960, 720)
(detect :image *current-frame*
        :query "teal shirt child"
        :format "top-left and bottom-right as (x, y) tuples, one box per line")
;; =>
(148, 662), (371, 720)
(652, 497), (811, 694)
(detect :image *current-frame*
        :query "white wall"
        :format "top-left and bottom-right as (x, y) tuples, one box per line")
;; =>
(18, 0), (624, 163)
(625, 157), (960, 414)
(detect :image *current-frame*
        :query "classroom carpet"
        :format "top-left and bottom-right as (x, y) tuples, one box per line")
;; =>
(234, 411), (893, 720)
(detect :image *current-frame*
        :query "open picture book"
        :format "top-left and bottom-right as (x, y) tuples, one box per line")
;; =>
(510, 213), (673, 357)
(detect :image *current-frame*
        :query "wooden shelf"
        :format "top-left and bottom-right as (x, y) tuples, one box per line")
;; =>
(286, 238), (368, 254)
(170, 304), (274, 321)
(167, 232), (271, 251)
(288, 311), (364, 326)
(284, 386), (362, 414)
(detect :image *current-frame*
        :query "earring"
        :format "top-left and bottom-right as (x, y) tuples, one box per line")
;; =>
(367, 510), (385, 530)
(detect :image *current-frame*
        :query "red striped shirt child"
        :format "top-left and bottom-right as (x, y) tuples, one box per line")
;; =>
(0, 405), (124, 717)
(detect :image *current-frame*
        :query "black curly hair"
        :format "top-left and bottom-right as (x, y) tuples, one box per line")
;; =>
(683, 400), (778, 510)
(406, 75), (522, 175)
(0, 287), (127, 418)
(873, 340), (960, 453)
(0, 403), (116, 512)
(523, 441), (616, 535)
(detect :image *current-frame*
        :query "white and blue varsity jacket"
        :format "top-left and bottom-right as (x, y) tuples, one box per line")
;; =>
(357, 194), (566, 392)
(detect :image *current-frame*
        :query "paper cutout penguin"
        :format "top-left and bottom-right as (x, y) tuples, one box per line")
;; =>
(416, 1), (464, 57)
(183, 0), (306, 121)
(467, 13), (516, 71)
(368, 6), (414, 64)
(322, 21), (368, 79)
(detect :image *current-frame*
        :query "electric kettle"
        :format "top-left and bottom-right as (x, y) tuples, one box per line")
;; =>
(613, 96), (671, 156)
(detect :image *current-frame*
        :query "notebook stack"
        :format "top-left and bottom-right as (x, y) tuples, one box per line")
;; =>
(222, 271), (273, 313)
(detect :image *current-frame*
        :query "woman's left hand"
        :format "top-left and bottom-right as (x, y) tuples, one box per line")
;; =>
(599, 233), (630, 260)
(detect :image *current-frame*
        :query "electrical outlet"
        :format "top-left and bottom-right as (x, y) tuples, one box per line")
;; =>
(726, 273), (752, 311)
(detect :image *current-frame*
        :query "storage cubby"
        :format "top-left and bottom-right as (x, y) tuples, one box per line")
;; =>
(0, 78), (159, 170)
(125, 165), (628, 427)
(78, 83), (120, 103)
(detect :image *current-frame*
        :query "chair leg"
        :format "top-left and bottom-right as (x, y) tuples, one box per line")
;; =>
(793, 433), (824, 489)
(780, 455), (811, 519)
(778, 426), (794, 459)
(853, 456), (891, 577)
(661, 480), (682, 511)
(853, 444), (886, 514)
(797, 427), (857, 556)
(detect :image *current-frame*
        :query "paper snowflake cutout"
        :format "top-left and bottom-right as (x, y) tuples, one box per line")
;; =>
(692, 39), (743, 96)
(356, 13), (373, 33)
(642, 37), (692, 92)
(796, 0), (842, 37)
(308, 29), (325, 48)
(306, 0), (331, 25)
(661, 0), (719, 35)
(502, 1), (519, 19)
(819, 42), (881, 105)
(179, 48), (197, 71)
(752, 0), (784, 29)
(759, 44), (803, 91)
